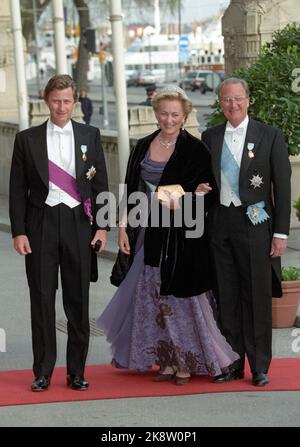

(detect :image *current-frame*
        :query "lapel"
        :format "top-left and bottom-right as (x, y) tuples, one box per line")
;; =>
(28, 121), (49, 188)
(209, 123), (226, 190)
(239, 118), (264, 178)
(71, 120), (88, 179)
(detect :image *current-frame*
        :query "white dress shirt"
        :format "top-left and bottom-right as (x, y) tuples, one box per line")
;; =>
(45, 119), (81, 208)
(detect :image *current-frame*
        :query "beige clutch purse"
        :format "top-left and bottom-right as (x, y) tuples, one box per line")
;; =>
(157, 184), (185, 202)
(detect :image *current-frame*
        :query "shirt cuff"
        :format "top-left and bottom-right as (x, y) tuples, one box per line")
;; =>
(273, 233), (288, 239)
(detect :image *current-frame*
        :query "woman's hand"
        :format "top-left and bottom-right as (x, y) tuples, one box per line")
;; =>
(195, 183), (212, 195)
(118, 227), (131, 255)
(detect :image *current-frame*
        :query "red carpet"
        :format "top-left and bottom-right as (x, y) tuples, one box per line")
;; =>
(0, 358), (299, 407)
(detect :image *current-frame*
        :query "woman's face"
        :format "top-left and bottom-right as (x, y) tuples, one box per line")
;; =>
(155, 99), (186, 137)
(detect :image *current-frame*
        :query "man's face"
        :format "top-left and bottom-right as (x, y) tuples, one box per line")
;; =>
(219, 83), (250, 127)
(46, 87), (76, 128)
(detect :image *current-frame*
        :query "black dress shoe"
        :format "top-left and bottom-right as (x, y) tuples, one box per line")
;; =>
(214, 369), (244, 383)
(31, 376), (50, 392)
(67, 375), (89, 391)
(252, 372), (269, 386)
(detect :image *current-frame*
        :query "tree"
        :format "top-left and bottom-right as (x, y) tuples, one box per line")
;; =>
(73, 0), (90, 89)
(208, 23), (300, 156)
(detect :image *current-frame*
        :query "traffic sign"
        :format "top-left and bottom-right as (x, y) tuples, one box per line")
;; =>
(178, 35), (189, 48)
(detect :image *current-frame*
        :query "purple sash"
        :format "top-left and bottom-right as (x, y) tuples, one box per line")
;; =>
(48, 160), (93, 224)
(48, 160), (81, 201)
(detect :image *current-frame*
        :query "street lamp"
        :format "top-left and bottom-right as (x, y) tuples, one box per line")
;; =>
(143, 25), (155, 71)
(178, 0), (182, 79)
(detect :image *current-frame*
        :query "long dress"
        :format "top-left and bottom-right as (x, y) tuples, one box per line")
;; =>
(97, 151), (239, 376)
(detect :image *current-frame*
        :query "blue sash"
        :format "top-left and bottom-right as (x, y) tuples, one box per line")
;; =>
(221, 140), (240, 199)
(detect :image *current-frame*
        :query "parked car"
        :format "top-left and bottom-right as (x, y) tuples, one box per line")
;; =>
(127, 70), (158, 86)
(179, 70), (221, 93)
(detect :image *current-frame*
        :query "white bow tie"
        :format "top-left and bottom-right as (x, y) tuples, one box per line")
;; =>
(226, 127), (244, 135)
(53, 128), (72, 136)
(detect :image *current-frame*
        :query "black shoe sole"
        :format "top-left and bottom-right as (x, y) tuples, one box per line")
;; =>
(31, 387), (49, 392)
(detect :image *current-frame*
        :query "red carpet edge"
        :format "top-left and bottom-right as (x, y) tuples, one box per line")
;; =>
(0, 358), (299, 407)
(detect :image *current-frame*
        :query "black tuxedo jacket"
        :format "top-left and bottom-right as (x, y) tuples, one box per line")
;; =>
(9, 120), (109, 282)
(202, 118), (291, 297)
(202, 118), (291, 235)
(9, 119), (108, 237)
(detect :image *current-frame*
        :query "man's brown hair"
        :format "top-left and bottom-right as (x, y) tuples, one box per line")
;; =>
(44, 74), (78, 102)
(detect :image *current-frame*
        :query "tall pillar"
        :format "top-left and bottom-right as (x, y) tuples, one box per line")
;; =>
(222, 0), (300, 75)
(0, 0), (18, 122)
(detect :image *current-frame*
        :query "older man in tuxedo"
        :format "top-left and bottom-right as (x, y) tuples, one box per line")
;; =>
(197, 77), (291, 386)
(9, 75), (109, 391)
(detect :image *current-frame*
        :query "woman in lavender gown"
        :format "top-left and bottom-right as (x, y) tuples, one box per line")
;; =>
(97, 86), (239, 385)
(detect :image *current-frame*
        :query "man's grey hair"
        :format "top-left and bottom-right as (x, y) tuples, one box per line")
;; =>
(217, 77), (250, 99)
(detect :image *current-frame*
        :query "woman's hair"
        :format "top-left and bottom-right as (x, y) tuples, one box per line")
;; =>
(44, 74), (78, 102)
(151, 85), (193, 116)
(217, 77), (250, 98)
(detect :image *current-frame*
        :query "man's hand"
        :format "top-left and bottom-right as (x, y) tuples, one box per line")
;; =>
(14, 235), (32, 256)
(91, 229), (107, 253)
(270, 237), (288, 258)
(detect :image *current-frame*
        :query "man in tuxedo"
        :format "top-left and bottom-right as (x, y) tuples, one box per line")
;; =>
(197, 77), (291, 386)
(9, 74), (109, 391)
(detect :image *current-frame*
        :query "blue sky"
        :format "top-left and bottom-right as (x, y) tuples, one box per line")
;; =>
(126, 0), (231, 24)
(179, 0), (230, 22)
(125, 0), (230, 23)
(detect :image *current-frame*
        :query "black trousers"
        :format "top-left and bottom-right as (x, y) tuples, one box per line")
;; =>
(25, 203), (92, 377)
(210, 204), (272, 374)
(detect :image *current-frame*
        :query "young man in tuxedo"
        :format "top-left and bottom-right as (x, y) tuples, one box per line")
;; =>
(197, 77), (291, 386)
(9, 74), (109, 391)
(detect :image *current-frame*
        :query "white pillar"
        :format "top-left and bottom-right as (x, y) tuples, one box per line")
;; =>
(109, 0), (130, 183)
(52, 0), (68, 74)
(9, 0), (29, 130)
(154, 0), (160, 35)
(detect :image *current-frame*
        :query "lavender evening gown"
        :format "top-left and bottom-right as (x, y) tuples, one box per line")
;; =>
(97, 150), (239, 376)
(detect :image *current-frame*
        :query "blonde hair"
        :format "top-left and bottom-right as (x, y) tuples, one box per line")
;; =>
(151, 85), (193, 116)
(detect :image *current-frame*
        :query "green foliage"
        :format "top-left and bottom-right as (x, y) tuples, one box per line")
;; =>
(281, 266), (300, 281)
(293, 197), (300, 211)
(208, 23), (300, 156)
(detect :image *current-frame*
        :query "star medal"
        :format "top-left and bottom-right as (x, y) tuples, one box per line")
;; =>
(247, 142), (255, 158)
(250, 173), (263, 189)
(81, 145), (87, 161)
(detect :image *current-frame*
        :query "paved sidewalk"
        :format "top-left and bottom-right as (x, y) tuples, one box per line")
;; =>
(0, 194), (300, 427)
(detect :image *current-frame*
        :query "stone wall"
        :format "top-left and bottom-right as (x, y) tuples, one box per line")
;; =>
(222, 0), (300, 74)
(0, 122), (18, 195)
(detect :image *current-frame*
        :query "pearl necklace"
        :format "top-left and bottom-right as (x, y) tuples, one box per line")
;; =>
(158, 136), (177, 149)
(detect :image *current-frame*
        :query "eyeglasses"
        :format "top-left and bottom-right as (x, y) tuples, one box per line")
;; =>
(220, 96), (248, 103)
